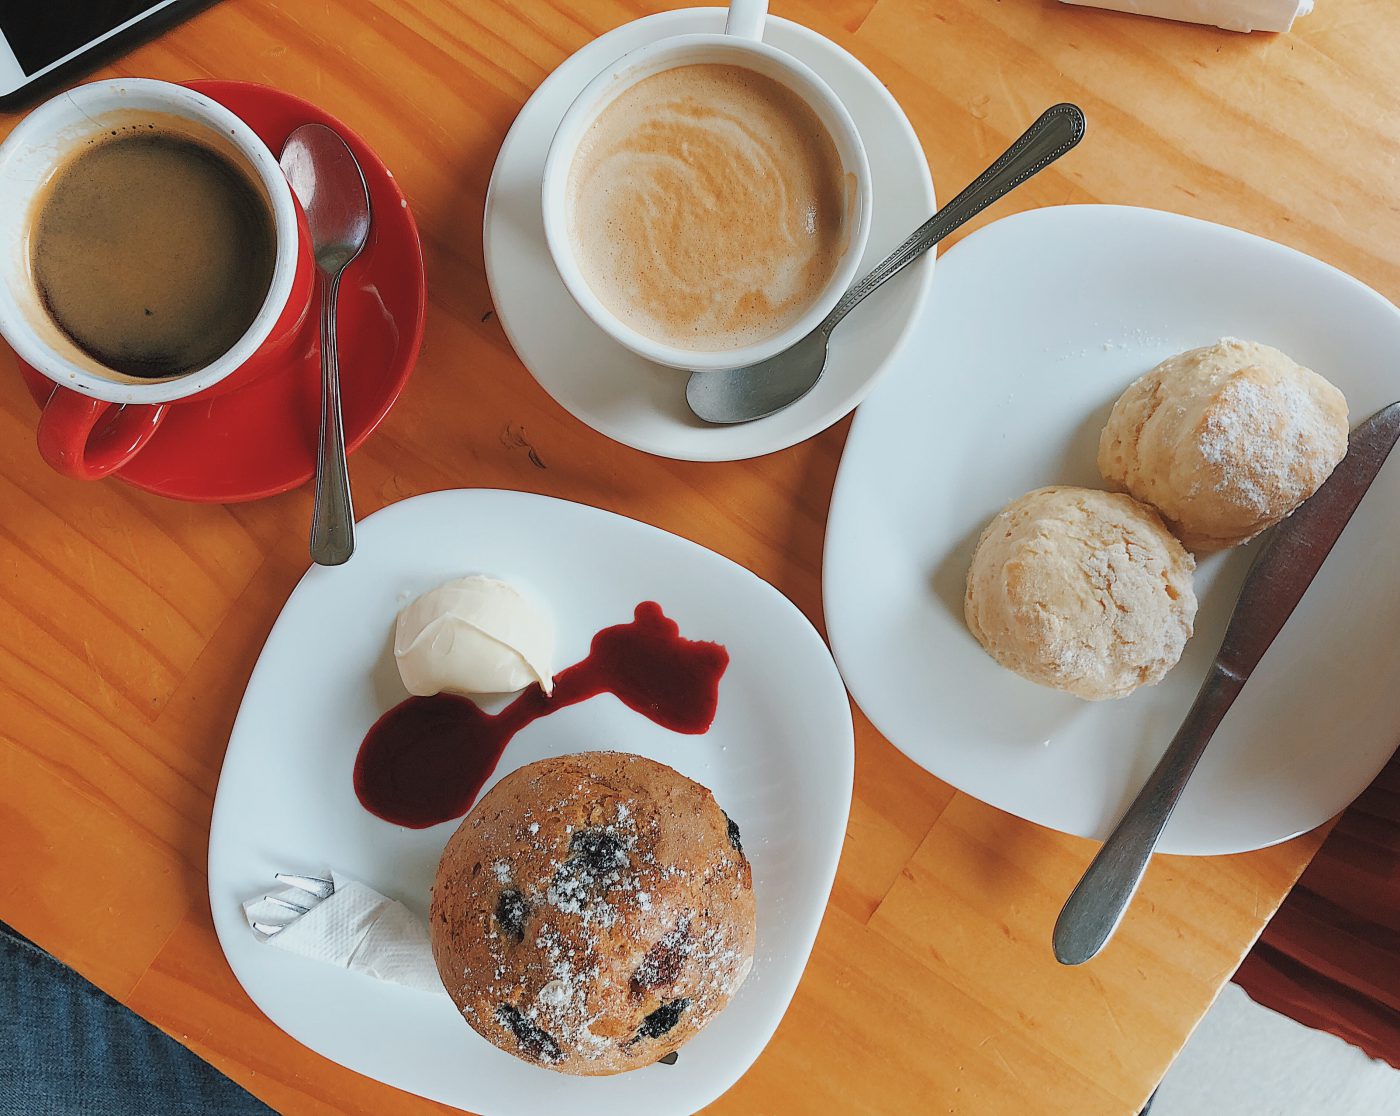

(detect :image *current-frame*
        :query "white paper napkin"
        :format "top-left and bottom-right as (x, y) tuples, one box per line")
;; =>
(242, 870), (445, 995)
(1059, 0), (1312, 33)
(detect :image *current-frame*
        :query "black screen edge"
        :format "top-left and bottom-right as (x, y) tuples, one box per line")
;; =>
(0, 0), (221, 113)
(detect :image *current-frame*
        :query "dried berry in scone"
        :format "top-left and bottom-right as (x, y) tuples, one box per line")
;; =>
(428, 751), (756, 1075)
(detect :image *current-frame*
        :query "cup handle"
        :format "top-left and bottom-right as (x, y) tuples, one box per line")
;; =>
(36, 384), (167, 481)
(724, 0), (768, 40)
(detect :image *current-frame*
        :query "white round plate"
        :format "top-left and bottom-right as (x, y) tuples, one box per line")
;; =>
(209, 490), (853, 1116)
(483, 7), (935, 461)
(824, 204), (1400, 856)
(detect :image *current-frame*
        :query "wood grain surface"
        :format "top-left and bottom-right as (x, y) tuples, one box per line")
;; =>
(5, 0), (1394, 1112)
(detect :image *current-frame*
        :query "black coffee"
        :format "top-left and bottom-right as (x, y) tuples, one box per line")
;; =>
(30, 125), (277, 379)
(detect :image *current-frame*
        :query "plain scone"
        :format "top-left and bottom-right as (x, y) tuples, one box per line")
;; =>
(964, 486), (1198, 701)
(429, 752), (755, 1075)
(1098, 338), (1349, 552)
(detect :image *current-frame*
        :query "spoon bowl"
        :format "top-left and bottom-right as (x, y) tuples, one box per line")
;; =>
(282, 124), (371, 273)
(685, 329), (831, 424)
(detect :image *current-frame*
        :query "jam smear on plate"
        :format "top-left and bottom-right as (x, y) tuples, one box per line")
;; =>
(353, 602), (728, 828)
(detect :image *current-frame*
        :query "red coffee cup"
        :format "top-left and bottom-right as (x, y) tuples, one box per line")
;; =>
(0, 79), (314, 480)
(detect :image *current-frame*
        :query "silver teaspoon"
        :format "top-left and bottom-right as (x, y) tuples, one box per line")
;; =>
(685, 103), (1086, 425)
(280, 124), (372, 567)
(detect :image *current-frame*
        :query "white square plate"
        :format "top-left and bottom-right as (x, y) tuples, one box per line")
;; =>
(209, 489), (853, 1114)
(825, 205), (1400, 854)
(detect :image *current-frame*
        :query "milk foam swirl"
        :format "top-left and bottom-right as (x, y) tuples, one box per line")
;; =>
(567, 64), (848, 351)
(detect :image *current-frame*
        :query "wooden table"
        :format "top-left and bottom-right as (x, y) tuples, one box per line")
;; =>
(3, 0), (1394, 1112)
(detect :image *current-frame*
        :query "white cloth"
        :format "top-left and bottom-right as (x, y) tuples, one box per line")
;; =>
(1058, 0), (1312, 33)
(242, 869), (444, 995)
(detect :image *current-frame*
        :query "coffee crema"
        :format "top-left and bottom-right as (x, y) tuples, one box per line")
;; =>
(566, 63), (848, 352)
(29, 124), (276, 380)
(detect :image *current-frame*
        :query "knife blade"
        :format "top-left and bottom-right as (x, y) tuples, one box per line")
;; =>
(1054, 400), (1400, 966)
(1216, 400), (1400, 679)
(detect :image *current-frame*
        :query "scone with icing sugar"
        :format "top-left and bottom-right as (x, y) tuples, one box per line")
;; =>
(965, 486), (1197, 701)
(429, 752), (755, 1075)
(1098, 338), (1348, 552)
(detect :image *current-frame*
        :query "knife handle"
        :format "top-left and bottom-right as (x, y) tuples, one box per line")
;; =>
(1053, 663), (1245, 965)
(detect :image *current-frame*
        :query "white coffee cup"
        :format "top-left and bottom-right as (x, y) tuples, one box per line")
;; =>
(0, 79), (312, 479)
(541, 0), (873, 372)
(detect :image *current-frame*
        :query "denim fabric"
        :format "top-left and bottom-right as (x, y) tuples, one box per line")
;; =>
(0, 922), (275, 1116)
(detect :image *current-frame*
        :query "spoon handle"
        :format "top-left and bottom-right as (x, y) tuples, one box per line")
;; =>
(823, 103), (1086, 334)
(310, 270), (355, 566)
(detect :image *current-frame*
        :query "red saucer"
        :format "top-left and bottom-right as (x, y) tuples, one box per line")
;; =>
(15, 81), (426, 503)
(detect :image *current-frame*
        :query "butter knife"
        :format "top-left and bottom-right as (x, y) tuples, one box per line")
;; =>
(1054, 400), (1400, 966)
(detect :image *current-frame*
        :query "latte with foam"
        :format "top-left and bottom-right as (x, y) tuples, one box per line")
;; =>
(566, 63), (848, 352)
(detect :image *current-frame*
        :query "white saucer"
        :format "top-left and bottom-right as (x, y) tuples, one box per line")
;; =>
(824, 205), (1400, 856)
(483, 8), (935, 462)
(209, 489), (854, 1116)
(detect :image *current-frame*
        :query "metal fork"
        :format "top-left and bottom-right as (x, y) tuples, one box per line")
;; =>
(251, 872), (335, 937)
